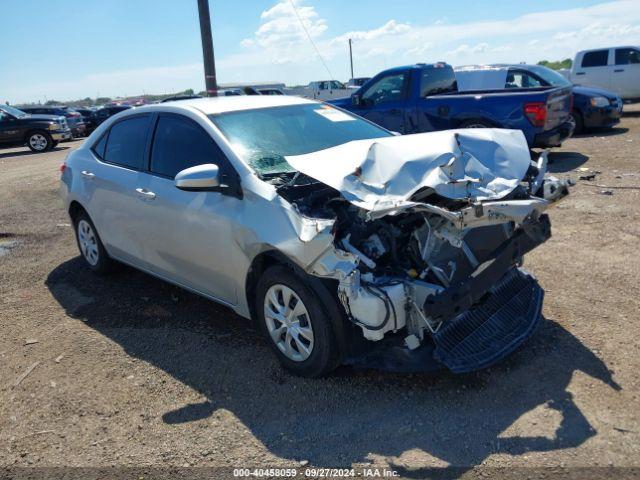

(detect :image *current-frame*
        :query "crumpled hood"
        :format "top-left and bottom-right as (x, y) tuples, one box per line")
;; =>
(285, 128), (531, 212)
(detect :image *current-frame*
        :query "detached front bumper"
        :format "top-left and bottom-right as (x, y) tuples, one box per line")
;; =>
(51, 129), (72, 141)
(533, 118), (575, 148)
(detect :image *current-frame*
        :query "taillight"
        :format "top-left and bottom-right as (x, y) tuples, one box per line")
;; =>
(59, 162), (66, 173)
(524, 102), (547, 127)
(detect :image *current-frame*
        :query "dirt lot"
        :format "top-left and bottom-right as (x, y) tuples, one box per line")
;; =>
(1, 107), (639, 478)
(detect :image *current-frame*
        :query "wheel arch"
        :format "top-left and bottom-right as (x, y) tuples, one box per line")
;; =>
(68, 200), (87, 224)
(245, 249), (351, 357)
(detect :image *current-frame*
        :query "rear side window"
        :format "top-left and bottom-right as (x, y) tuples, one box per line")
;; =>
(150, 114), (224, 178)
(420, 68), (457, 96)
(581, 50), (609, 67)
(615, 48), (640, 65)
(102, 115), (150, 170)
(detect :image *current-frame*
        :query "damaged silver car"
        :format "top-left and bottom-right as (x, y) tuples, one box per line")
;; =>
(60, 96), (571, 377)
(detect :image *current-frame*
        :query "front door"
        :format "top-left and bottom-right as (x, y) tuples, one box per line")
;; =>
(355, 70), (409, 133)
(574, 49), (611, 90)
(140, 113), (241, 305)
(0, 111), (24, 144)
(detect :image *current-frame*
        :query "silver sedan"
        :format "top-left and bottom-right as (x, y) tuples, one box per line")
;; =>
(61, 96), (570, 377)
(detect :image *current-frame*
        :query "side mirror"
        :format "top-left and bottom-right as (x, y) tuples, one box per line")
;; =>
(351, 94), (361, 106)
(175, 163), (220, 191)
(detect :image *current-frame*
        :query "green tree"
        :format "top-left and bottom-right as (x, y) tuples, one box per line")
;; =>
(537, 59), (573, 71)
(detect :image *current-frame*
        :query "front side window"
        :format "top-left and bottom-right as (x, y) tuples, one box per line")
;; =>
(150, 115), (224, 178)
(615, 48), (640, 65)
(210, 103), (391, 176)
(103, 115), (150, 170)
(582, 50), (609, 67)
(362, 72), (408, 105)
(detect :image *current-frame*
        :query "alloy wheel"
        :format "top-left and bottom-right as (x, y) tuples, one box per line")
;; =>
(29, 134), (49, 151)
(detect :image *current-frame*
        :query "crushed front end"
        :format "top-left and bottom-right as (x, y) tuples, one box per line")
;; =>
(278, 129), (571, 373)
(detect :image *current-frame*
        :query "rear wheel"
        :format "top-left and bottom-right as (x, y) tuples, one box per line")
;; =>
(256, 266), (340, 377)
(26, 131), (53, 152)
(73, 211), (113, 274)
(460, 120), (492, 129)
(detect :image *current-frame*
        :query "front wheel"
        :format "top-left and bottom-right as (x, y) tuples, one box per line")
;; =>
(26, 131), (53, 152)
(571, 111), (584, 134)
(256, 266), (341, 377)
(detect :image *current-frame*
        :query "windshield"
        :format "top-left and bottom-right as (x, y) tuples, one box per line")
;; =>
(210, 103), (392, 176)
(0, 105), (27, 118)
(528, 65), (572, 87)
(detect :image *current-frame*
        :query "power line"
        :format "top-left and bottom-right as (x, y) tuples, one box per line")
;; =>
(288, 0), (335, 81)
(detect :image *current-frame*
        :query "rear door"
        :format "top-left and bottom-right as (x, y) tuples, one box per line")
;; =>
(612, 47), (640, 98)
(574, 49), (611, 90)
(140, 113), (240, 305)
(85, 114), (153, 266)
(355, 70), (410, 132)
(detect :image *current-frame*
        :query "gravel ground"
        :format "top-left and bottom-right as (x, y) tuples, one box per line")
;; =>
(1, 107), (639, 479)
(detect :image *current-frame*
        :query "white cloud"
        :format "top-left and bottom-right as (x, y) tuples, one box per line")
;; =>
(330, 20), (411, 45)
(446, 42), (489, 56)
(239, 0), (327, 64)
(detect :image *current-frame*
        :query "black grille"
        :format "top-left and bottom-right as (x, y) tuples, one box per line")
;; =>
(433, 268), (543, 373)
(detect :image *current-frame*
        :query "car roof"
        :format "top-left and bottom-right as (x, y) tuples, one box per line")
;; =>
(153, 95), (317, 115)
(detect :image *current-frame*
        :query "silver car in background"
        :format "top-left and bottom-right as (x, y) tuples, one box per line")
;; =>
(61, 96), (570, 377)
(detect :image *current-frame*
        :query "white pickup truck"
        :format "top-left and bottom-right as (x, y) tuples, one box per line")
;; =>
(285, 80), (352, 101)
(565, 46), (640, 100)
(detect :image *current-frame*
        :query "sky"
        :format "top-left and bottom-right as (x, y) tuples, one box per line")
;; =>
(1, 0), (640, 104)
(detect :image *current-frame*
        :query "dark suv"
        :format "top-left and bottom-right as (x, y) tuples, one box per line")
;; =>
(92, 105), (132, 128)
(20, 105), (86, 138)
(0, 105), (72, 152)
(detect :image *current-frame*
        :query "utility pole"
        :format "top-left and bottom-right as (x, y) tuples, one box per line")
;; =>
(348, 38), (354, 80)
(197, 0), (218, 96)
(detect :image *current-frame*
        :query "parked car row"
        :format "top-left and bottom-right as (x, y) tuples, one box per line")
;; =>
(0, 104), (132, 152)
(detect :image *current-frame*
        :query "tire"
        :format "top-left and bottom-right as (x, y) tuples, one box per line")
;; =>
(73, 211), (113, 274)
(460, 119), (493, 129)
(255, 266), (341, 377)
(26, 131), (53, 152)
(571, 111), (584, 135)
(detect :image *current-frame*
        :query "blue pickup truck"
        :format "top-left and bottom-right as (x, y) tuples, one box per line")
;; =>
(330, 63), (575, 148)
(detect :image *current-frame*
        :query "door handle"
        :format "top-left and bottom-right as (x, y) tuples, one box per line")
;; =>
(575, 72), (586, 76)
(81, 170), (95, 180)
(135, 188), (156, 200)
(614, 69), (625, 73)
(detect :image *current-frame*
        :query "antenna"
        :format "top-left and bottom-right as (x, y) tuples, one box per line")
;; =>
(288, 0), (335, 81)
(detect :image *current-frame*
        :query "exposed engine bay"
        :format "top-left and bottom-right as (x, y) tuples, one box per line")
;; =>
(270, 129), (571, 372)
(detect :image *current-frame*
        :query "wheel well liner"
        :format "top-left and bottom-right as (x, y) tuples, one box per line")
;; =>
(68, 201), (86, 223)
